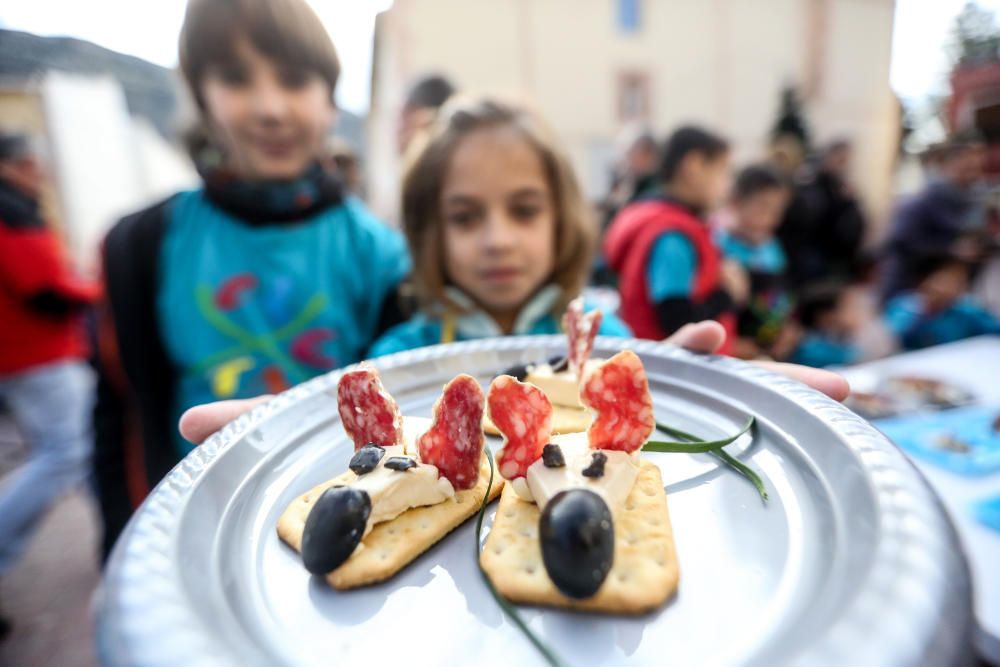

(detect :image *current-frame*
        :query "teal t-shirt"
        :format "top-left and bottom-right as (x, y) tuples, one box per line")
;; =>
(158, 190), (409, 453)
(645, 232), (697, 302)
(884, 292), (1000, 350)
(716, 231), (786, 274)
(789, 332), (858, 368)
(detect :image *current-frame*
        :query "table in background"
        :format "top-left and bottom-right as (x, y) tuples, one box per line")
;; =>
(838, 336), (1000, 663)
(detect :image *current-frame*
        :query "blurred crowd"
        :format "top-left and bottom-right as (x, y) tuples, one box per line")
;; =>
(598, 124), (999, 368)
(1, 0), (999, 644)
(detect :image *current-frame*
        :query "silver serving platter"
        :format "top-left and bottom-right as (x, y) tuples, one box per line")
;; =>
(94, 337), (975, 667)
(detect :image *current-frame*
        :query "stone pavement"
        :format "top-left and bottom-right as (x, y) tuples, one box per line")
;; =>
(0, 414), (100, 667)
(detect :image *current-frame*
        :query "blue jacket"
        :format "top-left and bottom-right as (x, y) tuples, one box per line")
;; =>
(881, 180), (979, 298)
(885, 292), (1000, 350)
(370, 286), (632, 358)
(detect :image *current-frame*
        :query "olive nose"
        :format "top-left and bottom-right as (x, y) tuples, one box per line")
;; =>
(301, 486), (372, 575)
(538, 488), (615, 599)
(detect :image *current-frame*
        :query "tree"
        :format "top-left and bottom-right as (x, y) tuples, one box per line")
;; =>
(950, 1), (1000, 68)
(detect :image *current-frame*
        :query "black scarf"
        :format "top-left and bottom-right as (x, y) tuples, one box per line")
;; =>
(197, 160), (345, 225)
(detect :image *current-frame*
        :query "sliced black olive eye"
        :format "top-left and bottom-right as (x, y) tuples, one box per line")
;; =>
(384, 456), (417, 472)
(539, 489), (614, 599)
(548, 356), (569, 373)
(349, 444), (385, 475)
(582, 452), (607, 478)
(301, 486), (371, 575)
(542, 444), (566, 468)
(497, 363), (531, 382)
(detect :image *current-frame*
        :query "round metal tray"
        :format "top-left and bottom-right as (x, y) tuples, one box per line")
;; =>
(95, 337), (974, 666)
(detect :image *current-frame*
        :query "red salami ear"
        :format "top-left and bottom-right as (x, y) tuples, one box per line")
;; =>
(580, 351), (654, 453)
(563, 297), (602, 376)
(337, 364), (404, 451)
(487, 375), (553, 480)
(417, 375), (485, 490)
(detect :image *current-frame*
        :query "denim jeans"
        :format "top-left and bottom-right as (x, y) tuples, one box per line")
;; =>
(0, 360), (94, 573)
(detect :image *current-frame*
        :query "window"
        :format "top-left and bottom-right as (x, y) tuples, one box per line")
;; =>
(617, 71), (650, 122)
(617, 0), (641, 33)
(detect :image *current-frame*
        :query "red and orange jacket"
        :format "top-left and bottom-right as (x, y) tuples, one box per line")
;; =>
(0, 181), (97, 375)
(603, 197), (735, 353)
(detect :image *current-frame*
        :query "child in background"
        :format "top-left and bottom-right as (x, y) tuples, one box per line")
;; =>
(94, 0), (409, 558)
(603, 126), (741, 352)
(369, 97), (630, 356)
(716, 165), (795, 359)
(884, 254), (1000, 350)
(789, 282), (868, 367)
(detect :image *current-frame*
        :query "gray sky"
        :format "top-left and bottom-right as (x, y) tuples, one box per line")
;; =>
(891, 0), (1000, 102)
(0, 0), (391, 114)
(2, 0), (999, 112)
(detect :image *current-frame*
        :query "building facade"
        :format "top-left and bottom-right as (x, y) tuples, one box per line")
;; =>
(368, 0), (899, 239)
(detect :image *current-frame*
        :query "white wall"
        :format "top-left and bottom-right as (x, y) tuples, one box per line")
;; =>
(369, 0), (899, 233)
(41, 72), (197, 272)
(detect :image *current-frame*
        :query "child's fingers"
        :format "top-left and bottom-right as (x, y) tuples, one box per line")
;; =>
(753, 361), (850, 402)
(179, 395), (274, 445)
(663, 321), (850, 402)
(664, 321), (727, 354)
(174, 338), (847, 448)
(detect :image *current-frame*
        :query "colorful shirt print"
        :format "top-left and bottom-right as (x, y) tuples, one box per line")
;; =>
(158, 190), (409, 453)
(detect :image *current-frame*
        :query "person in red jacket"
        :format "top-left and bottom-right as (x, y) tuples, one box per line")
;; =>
(0, 132), (97, 639)
(603, 126), (744, 353)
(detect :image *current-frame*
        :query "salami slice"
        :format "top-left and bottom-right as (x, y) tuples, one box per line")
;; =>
(337, 364), (404, 451)
(417, 374), (485, 490)
(563, 296), (602, 376)
(487, 375), (553, 480)
(580, 350), (654, 453)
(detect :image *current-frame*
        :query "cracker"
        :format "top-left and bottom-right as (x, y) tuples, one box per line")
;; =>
(277, 455), (503, 589)
(483, 405), (593, 437)
(479, 459), (678, 614)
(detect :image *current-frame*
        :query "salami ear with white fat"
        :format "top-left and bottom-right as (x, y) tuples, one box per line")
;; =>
(337, 364), (404, 451)
(580, 350), (655, 453)
(418, 375), (485, 490)
(563, 296), (602, 376)
(487, 375), (553, 480)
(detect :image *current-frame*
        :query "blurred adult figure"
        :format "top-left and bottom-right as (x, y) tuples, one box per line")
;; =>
(396, 74), (455, 156)
(768, 128), (812, 291)
(0, 132), (97, 637)
(606, 125), (659, 218)
(778, 139), (866, 287)
(324, 137), (363, 197)
(594, 125), (659, 285)
(881, 133), (987, 300)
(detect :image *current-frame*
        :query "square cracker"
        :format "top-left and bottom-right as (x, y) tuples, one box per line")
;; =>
(277, 455), (503, 589)
(479, 459), (678, 614)
(483, 405), (593, 437)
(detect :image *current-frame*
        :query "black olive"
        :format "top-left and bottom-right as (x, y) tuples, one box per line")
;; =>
(497, 363), (532, 382)
(539, 489), (614, 599)
(384, 456), (417, 471)
(548, 356), (570, 374)
(542, 443), (566, 468)
(581, 452), (607, 478)
(349, 444), (385, 475)
(301, 486), (371, 575)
